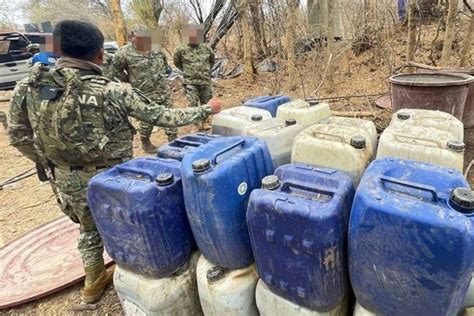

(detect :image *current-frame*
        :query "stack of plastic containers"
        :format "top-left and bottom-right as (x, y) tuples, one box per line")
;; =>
(212, 106), (303, 168)
(211, 106), (272, 136)
(181, 136), (273, 315)
(291, 117), (377, 186)
(157, 133), (221, 161)
(88, 157), (201, 315)
(114, 252), (202, 315)
(349, 157), (474, 315)
(244, 95), (292, 117)
(276, 99), (331, 126)
(196, 256), (259, 316)
(247, 164), (354, 315)
(377, 109), (465, 171)
(240, 118), (304, 168)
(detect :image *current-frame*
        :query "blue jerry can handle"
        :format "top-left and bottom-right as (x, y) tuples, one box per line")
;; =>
(294, 164), (337, 175)
(281, 179), (335, 197)
(172, 139), (203, 147)
(380, 176), (439, 202)
(212, 139), (246, 164)
(116, 166), (155, 181)
(247, 96), (272, 103)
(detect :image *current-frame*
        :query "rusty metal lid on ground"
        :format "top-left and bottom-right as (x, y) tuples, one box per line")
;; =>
(0, 216), (113, 310)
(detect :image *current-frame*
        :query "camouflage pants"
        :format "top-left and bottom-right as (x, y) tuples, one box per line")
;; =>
(54, 167), (104, 268)
(185, 84), (213, 108)
(138, 91), (177, 140)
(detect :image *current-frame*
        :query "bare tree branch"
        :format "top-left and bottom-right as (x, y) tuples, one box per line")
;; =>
(189, 0), (204, 23)
(208, 3), (240, 49)
(203, 0), (226, 39)
(463, 0), (473, 13)
(91, 0), (112, 18)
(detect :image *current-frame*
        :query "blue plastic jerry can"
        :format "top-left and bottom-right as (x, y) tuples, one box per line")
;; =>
(181, 136), (274, 269)
(88, 157), (195, 278)
(157, 133), (221, 161)
(247, 164), (354, 311)
(349, 157), (474, 316)
(244, 95), (292, 117)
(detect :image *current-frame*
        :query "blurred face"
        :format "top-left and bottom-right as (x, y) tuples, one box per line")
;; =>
(44, 35), (54, 52)
(184, 25), (204, 46)
(53, 35), (61, 56)
(131, 31), (152, 52)
(188, 28), (198, 45)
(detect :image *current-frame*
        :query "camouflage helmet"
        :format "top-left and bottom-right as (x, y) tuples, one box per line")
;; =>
(130, 24), (149, 37)
(27, 43), (40, 54)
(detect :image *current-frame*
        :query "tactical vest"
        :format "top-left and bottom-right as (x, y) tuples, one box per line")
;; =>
(31, 67), (135, 165)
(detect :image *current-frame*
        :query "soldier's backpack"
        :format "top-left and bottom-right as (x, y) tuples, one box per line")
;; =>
(34, 67), (134, 165)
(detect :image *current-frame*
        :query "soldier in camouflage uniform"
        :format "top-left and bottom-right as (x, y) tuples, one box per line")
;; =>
(112, 28), (175, 153)
(101, 51), (114, 79)
(8, 20), (220, 303)
(173, 25), (215, 130)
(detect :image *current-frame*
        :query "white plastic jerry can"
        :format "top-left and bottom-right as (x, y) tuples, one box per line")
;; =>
(196, 255), (259, 316)
(114, 252), (202, 316)
(256, 280), (348, 316)
(291, 122), (374, 186)
(353, 301), (376, 316)
(463, 276), (474, 309)
(276, 99), (331, 127)
(390, 109), (464, 141)
(245, 118), (305, 168)
(319, 116), (378, 154)
(211, 106), (272, 136)
(377, 125), (464, 172)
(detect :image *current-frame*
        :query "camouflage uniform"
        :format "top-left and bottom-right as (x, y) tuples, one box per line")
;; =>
(8, 58), (211, 269)
(112, 44), (176, 141)
(173, 43), (215, 110)
(101, 52), (114, 80)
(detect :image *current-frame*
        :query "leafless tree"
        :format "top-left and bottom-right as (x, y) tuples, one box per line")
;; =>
(440, 0), (460, 66)
(459, 11), (474, 66)
(287, 0), (298, 90)
(407, 0), (418, 64)
(130, 0), (164, 30)
(109, 0), (127, 46)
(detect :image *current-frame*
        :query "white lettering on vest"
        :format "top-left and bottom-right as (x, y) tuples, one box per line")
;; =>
(78, 94), (99, 106)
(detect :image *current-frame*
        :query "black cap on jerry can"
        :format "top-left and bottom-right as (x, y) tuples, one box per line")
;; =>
(156, 173), (174, 186)
(397, 111), (411, 120)
(285, 119), (297, 126)
(207, 265), (228, 283)
(262, 175), (281, 190)
(251, 114), (263, 121)
(192, 159), (211, 173)
(450, 188), (474, 214)
(350, 136), (367, 149)
(447, 141), (465, 153)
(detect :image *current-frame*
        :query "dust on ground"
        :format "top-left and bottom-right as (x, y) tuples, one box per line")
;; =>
(1, 22), (473, 314)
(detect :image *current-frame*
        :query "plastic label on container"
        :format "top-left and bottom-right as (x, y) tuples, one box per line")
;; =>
(238, 182), (248, 195)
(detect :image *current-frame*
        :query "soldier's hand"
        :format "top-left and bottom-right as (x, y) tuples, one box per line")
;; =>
(208, 97), (222, 114)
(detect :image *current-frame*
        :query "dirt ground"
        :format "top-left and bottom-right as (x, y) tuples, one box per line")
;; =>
(1, 24), (474, 314)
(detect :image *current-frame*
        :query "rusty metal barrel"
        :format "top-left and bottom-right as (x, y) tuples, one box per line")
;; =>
(464, 75), (474, 128)
(389, 72), (474, 122)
